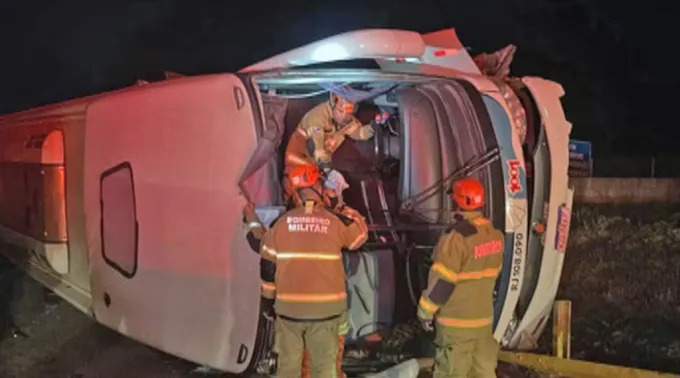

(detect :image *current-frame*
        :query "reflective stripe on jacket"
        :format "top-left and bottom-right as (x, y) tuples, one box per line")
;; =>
(260, 201), (368, 320)
(417, 212), (504, 329)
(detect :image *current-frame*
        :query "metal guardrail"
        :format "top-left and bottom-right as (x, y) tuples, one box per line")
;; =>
(498, 352), (680, 378)
(417, 300), (680, 378)
(497, 300), (680, 377)
(418, 352), (680, 378)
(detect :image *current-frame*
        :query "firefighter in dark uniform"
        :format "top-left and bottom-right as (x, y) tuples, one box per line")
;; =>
(417, 177), (505, 378)
(260, 165), (368, 378)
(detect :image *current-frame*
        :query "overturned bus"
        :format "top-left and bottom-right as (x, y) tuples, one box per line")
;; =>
(0, 28), (573, 374)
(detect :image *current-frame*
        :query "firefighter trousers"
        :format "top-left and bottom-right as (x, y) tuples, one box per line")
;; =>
(275, 315), (342, 378)
(302, 312), (348, 378)
(432, 324), (499, 378)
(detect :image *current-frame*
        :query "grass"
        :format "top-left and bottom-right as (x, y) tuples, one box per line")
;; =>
(555, 204), (680, 373)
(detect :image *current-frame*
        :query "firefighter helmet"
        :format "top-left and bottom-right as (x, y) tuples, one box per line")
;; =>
(450, 177), (485, 210)
(330, 93), (356, 114)
(289, 165), (323, 190)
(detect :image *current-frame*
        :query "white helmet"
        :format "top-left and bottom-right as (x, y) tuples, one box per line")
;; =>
(324, 169), (349, 195)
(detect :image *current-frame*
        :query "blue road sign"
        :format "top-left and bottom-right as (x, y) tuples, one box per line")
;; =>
(569, 140), (591, 161)
(568, 139), (592, 176)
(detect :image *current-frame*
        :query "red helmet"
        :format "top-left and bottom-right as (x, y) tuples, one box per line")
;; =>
(289, 165), (323, 190)
(450, 177), (485, 210)
(330, 93), (356, 114)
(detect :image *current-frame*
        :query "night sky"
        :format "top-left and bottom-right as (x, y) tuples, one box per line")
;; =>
(0, 1), (675, 155)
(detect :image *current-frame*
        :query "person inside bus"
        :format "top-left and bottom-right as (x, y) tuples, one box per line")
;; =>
(282, 91), (375, 206)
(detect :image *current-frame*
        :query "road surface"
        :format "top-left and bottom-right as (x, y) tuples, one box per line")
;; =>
(0, 265), (534, 378)
(0, 268), (226, 378)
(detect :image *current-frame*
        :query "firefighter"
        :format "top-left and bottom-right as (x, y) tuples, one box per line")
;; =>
(417, 177), (505, 378)
(260, 165), (368, 378)
(301, 168), (352, 378)
(283, 92), (374, 204)
(241, 170), (357, 377)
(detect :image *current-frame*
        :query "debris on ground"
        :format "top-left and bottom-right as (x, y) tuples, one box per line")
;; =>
(362, 358), (419, 377)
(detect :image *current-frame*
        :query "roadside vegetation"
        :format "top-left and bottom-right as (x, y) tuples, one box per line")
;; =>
(550, 204), (680, 374)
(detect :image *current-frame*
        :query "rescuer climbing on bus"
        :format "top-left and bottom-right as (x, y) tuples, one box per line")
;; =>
(417, 177), (505, 378)
(259, 164), (368, 378)
(282, 91), (374, 205)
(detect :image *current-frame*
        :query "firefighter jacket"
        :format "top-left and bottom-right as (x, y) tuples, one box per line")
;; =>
(417, 212), (504, 329)
(284, 102), (371, 170)
(259, 201), (369, 320)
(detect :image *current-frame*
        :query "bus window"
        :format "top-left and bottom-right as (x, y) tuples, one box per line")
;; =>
(100, 162), (138, 278)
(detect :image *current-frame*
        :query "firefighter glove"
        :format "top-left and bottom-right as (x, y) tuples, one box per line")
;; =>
(259, 297), (276, 321)
(419, 317), (434, 332)
(358, 124), (375, 140)
(242, 202), (257, 221)
(313, 149), (332, 165)
(263, 305), (276, 322)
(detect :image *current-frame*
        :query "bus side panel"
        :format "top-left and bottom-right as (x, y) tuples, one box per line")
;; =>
(0, 114), (92, 312)
(84, 74), (261, 373)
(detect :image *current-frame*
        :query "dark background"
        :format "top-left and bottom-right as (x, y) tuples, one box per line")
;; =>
(0, 1), (675, 155)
